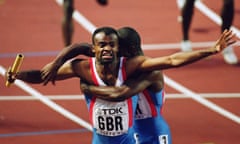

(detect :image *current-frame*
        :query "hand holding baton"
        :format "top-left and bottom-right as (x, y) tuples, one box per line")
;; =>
(5, 54), (24, 87)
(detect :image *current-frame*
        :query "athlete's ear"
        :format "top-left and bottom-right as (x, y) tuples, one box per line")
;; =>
(91, 45), (96, 54)
(91, 44), (96, 54)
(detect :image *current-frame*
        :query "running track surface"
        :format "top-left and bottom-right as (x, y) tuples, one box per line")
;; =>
(0, 0), (240, 144)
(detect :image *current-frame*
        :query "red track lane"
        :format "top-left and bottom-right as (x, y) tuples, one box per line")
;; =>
(0, 0), (240, 144)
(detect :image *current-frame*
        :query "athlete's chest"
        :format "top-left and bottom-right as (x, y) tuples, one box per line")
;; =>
(96, 68), (119, 86)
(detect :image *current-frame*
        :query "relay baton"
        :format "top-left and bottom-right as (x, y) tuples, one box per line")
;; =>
(5, 54), (24, 87)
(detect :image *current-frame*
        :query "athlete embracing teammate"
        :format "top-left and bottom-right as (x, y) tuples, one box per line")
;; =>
(6, 26), (237, 144)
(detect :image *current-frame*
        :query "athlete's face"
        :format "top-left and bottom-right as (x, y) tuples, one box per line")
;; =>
(93, 32), (119, 64)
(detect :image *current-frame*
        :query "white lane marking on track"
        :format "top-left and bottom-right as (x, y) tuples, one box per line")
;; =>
(164, 76), (240, 124)
(0, 41), (217, 59)
(55, 0), (96, 34)
(142, 41), (215, 50)
(1, 93), (240, 101)
(0, 66), (92, 131)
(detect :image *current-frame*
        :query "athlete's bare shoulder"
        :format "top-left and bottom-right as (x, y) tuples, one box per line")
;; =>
(125, 55), (147, 76)
(70, 58), (94, 83)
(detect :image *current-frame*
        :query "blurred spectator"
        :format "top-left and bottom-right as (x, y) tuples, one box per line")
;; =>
(177, 0), (238, 64)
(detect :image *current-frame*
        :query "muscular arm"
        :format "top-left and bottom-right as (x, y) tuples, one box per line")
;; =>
(132, 30), (236, 72)
(14, 70), (43, 83)
(137, 48), (216, 71)
(54, 43), (93, 64)
(41, 43), (93, 85)
(7, 60), (77, 85)
(80, 71), (161, 102)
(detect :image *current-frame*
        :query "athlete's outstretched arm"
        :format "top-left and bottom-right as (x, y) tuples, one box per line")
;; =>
(6, 60), (77, 85)
(135, 30), (236, 71)
(5, 69), (43, 84)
